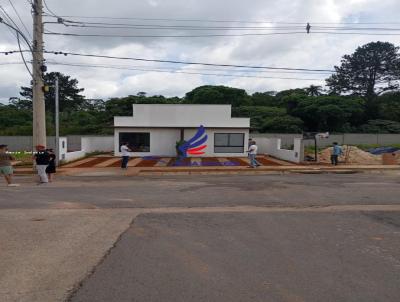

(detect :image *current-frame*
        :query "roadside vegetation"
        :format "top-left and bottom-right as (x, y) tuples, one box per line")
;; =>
(1, 41), (400, 135)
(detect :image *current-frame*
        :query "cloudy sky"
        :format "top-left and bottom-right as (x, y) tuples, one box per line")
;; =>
(1, 0), (400, 102)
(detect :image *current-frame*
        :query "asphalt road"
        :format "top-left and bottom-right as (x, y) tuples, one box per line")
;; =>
(2, 172), (400, 209)
(1, 172), (400, 301)
(70, 211), (400, 302)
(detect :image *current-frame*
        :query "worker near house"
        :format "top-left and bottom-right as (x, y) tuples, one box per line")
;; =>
(120, 142), (132, 169)
(331, 142), (343, 166)
(0, 144), (19, 187)
(248, 141), (261, 168)
(33, 145), (50, 184)
(248, 138), (254, 156)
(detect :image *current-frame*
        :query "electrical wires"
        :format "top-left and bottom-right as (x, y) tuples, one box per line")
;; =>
(7, 0), (32, 40)
(41, 15), (400, 38)
(45, 61), (325, 81)
(42, 50), (335, 72)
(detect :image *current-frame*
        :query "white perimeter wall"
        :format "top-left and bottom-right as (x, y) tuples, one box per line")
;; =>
(114, 128), (249, 157)
(257, 137), (304, 163)
(82, 136), (114, 153)
(64, 150), (86, 162)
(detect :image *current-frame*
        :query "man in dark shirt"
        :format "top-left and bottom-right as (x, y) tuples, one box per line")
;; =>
(33, 145), (50, 184)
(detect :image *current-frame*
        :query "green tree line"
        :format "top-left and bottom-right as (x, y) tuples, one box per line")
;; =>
(1, 41), (400, 135)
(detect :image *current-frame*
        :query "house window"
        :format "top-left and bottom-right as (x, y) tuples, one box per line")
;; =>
(214, 133), (245, 153)
(119, 132), (150, 152)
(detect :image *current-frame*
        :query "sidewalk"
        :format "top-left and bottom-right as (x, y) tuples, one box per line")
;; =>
(15, 155), (400, 176)
(15, 164), (400, 177)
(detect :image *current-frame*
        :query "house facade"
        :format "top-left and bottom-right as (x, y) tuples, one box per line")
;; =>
(114, 104), (250, 157)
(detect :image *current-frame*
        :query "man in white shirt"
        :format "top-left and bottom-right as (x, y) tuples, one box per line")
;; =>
(248, 141), (261, 168)
(120, 142), (132, 169)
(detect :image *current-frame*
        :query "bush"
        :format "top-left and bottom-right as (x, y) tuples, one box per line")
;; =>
(358, 120), (400, 133)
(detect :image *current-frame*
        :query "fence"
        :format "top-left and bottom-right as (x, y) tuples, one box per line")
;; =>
(252, 133), (400, 148)
(0, 135), (113, 152)
(1, 134), (400, 152)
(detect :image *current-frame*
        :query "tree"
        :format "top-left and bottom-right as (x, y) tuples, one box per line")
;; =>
(250, 92), (279, 106)
(0, 105), (32, 135)
(304, 85), (324, 97)
(326, 42), (400, 119)
(262, 115), (304, 133)
(185, 85), (250, 107)
(8, 97), (32, 110)
(359, 119), (400, 133)
(232, 106), (286, 132)
(379, 92), (400, 122)
(20, 72), (85, 116)
(275, 88), (307, 100)
(291, 96), (364, 132)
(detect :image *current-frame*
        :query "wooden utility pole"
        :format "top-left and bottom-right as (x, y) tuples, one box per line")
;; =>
(32, 0), (46, 148)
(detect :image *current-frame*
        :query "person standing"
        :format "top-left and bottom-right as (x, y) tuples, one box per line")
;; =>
(331, 142), (343, 166)
(0, 145), (19, 187)
(120, 142), (132, 169)
(33, 145), (50, 184)
(248, 141), (261, 168)
(46, 149), (57, 182)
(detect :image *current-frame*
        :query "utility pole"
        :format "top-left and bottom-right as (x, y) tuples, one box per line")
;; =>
(55, 77), (60, 167)
(32, 0), (47, 148)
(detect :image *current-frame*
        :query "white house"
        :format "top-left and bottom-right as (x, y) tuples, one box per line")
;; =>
(114, 104), (250, 157)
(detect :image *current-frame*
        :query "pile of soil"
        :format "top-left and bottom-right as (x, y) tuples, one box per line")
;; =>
(318, 146), (383, 165)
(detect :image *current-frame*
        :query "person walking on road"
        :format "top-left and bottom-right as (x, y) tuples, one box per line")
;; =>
(33, 145), (50, 184)
(46, 149), (57, 182)
(331, 142), (343, 166)
(248, 141), (261, 168)
(120, 142), (132, 169)
(0, 145), (19, 187)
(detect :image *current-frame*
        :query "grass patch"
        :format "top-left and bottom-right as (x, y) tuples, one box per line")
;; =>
(7, 151), (33, 166)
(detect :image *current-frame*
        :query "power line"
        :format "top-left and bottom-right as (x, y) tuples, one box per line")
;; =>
(43, 50), (335, 72)
(47, 61), (324, 81)
(44, 31), (310, 38)
(44, 60), (331, 75)
(44, 30), (400, 38)
(16, 32), (33, 77)
(1, 49), (335, 72)
(59, 24), (400, 32)
(44, 14), (400, 25)
(7, 0), (32, 39)
(0, 5), (24, 36)
(43, 0), (57, 17)
(46, 18), (400, 32)
(0, 10), (19, 40)
(61, 23), (305, 31)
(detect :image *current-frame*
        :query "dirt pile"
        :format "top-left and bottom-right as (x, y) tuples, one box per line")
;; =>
(318, 146), (383, 165)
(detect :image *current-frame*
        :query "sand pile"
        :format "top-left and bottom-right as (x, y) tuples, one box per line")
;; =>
(318, 146), (383, 165)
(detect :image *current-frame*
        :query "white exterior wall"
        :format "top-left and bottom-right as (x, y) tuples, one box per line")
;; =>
(82, 136), (114, 153)
(263, 138), (304, 163)
(114, 104), (249, 128)
(114, 104), (251, 157)
(184, 128), (249, 157)
(58, 137), (68, 161)
(114, 128), (181, 157)
(114, 127), (249, 157)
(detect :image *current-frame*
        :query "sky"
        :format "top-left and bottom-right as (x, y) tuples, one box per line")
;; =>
(1, 0), (400, 103)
